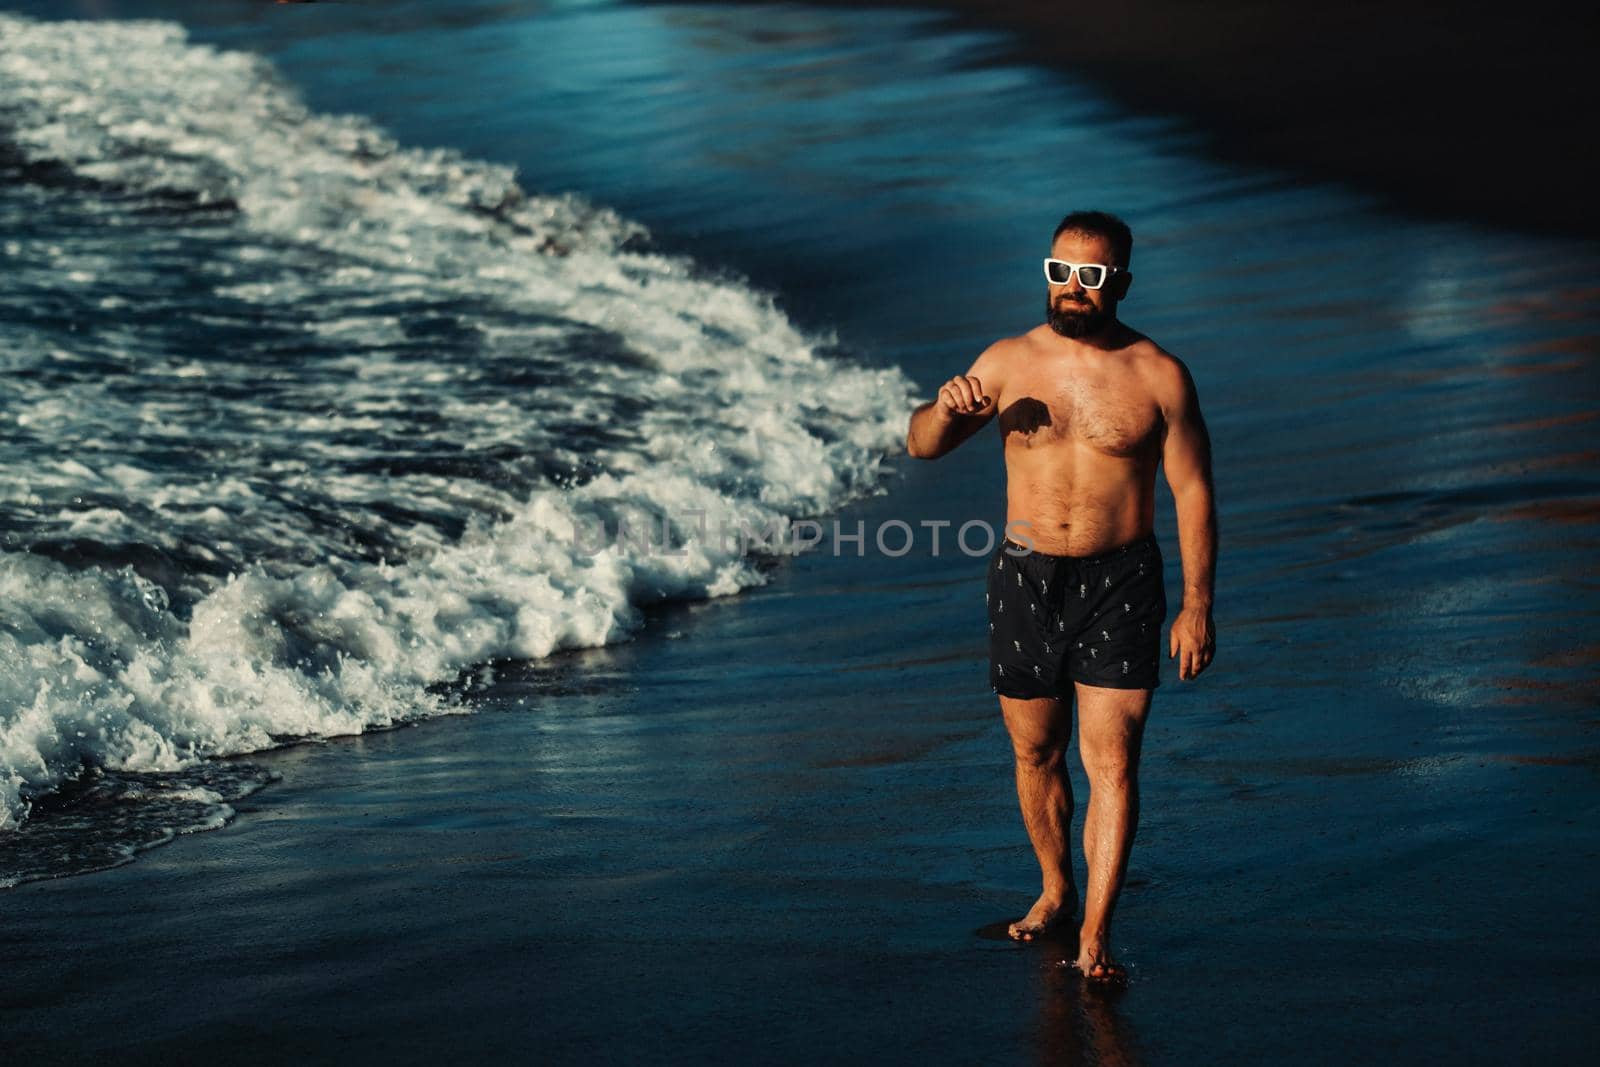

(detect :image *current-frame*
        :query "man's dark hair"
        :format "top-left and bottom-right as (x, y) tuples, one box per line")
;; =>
(1051, 211), (1133, 268)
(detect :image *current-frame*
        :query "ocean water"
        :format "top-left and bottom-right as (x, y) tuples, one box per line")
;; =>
(0, 5), (918, 881)
(1, 0), (1598, 1020)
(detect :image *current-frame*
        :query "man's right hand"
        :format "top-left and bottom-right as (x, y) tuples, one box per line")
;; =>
(938, 375), (990, 417)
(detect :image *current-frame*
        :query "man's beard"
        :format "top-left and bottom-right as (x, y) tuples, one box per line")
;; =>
(1045, 293), (1111, 339)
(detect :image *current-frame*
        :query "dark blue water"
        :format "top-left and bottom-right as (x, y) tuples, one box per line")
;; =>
(3, 1), (1598, 1062)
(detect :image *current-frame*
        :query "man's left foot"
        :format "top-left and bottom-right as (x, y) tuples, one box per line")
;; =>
(1075, 942), (1128, 985)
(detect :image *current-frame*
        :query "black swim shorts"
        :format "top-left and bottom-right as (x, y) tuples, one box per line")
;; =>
(987, 533), (1167, 696)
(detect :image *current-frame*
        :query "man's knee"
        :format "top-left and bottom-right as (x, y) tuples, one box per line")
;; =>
(1011, 738), (1066, 770)
(1080, 749), (1138, 788)
(999, 695), (1071, 764)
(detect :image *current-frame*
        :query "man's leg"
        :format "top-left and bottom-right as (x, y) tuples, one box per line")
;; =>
(1073, 682), (1153, 981)
(999, 694), (1078, 941)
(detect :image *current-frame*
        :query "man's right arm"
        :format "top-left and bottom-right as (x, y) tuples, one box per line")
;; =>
(906, 344), (1005, 460)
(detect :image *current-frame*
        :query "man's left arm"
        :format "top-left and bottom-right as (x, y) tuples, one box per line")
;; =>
(1157, 355), (1217, 680)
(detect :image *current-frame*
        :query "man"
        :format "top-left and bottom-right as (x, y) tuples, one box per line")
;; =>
(905, 211), (1217, 984)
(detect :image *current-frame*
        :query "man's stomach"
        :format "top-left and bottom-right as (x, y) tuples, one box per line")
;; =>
(1003, 455), (1155, 557)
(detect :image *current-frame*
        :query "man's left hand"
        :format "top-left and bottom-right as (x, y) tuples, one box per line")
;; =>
(1169, 606), (1216, 681)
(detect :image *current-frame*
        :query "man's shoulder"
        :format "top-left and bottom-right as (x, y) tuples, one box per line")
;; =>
(1122, 330), (1189, 381)
(971, 329), (1041, 375)
(988, 328), (1047, 356)
(1120, 331), (1198, 413)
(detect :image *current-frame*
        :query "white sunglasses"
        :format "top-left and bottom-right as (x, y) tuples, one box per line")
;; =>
(1043, 259), (1122, 290)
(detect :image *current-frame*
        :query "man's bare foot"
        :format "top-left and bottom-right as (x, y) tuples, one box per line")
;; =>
(1075, 937), (1128, 985)
(1007, 891), (1076, 942)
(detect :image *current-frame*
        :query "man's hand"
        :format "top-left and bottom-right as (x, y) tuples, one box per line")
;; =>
(1168, 605), (1215, 681)
(908, 353), (1000, 460)
(938, 375), (989, 416)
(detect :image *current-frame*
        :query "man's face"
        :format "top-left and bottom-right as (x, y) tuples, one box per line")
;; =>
(1044, 230), (1125, 340)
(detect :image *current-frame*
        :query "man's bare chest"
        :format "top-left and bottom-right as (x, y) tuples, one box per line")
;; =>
(999, 374), (1162, 458)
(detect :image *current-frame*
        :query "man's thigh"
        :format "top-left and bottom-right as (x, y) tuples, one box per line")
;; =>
(1073, 683), (1152, 767)
(999, 694), (1074, 756)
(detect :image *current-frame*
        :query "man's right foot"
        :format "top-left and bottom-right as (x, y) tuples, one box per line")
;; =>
(1007, 892), (1077, 942)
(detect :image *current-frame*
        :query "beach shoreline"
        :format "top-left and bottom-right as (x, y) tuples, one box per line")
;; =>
(9, 494), (1598, 1063)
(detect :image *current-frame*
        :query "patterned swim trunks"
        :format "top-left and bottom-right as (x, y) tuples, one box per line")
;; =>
(987, 532), (1167, 697)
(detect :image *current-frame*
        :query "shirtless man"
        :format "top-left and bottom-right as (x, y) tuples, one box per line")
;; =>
(905, 211), (1217, 984)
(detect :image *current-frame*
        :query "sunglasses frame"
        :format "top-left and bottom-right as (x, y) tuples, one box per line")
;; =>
(1042, 258), (1122, 290)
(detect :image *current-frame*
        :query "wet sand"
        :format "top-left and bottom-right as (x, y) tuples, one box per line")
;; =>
(6, 474), (1598, 1062)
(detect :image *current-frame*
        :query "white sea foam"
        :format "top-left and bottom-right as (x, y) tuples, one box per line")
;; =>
(0, 14), (916, 834)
